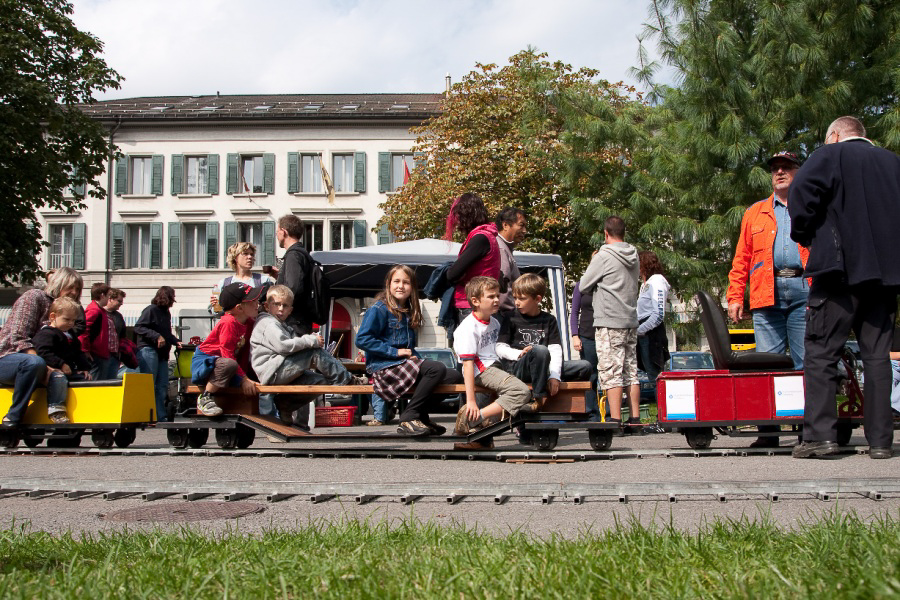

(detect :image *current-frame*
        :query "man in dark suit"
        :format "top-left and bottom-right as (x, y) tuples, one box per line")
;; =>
(789, 116), (900, 459)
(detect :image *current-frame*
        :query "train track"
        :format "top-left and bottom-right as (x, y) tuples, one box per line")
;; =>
(0, 476), (897, 505)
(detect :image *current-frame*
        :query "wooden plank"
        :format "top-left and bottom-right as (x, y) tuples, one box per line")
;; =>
(185, 382), (590, 395)
(240, 415), (311, 437)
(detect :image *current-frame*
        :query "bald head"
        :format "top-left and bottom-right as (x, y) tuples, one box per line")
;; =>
(825, 116), (866, 144)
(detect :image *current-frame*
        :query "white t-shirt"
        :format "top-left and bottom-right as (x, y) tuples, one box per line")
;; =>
(453, 313), (500, 374)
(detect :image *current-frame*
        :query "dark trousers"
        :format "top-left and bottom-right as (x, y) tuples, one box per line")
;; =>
(580, 337), (601, 421)
(504, 345), (594, 398)
(399, 359), (463, 423)
(803, 276), (897, 447)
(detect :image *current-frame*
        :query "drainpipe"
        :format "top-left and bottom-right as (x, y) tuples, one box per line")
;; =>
(104, 117), (121, 285)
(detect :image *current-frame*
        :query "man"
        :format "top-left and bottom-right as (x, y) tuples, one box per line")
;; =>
(789, 116), (900, 459)
(726, 151), (809, 448)
(579, 216), (641, 431)
(275, 214), (313, 337)
(495, 206), (526, 314)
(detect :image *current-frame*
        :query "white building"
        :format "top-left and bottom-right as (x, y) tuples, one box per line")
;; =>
(35, 93), (444, 356)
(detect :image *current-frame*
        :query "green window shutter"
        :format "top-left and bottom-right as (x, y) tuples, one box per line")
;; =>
(224, 221), (238, 264)
(378, 223), (393, 245)
(168, 222), (181, 269)
(72, 223), (86, 270)
(286, 152), (299, 194)
(115, 158), (127, 196)
(111, 222), (125, 270)
(353, 219), (367, 247)
(354, 151), (366, 193)
(262, 221), (276, 266)
(263, 153), (275, 194)
(226, 153), (238, 195)
(378, 152), (390, 193)
(171, 154), (183, 195)
(149, 222), (163, 269)
(151, 155), (164, 196)
(207, 154), (219, 195)
(206, 221), (219, 269)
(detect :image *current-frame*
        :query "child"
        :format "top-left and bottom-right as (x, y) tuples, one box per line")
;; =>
(250, 284), (367, 425)
(191, 282), (263, 417)
(31, 297), (92, 424)
(496, 273), (593, 408)
(452, 276), (533, 448)
(356, 265), (463, 436)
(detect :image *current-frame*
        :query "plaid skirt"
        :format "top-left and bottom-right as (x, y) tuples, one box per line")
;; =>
(372, 357), (423, 402)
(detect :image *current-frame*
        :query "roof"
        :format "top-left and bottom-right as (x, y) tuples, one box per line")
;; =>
(78, 93), (444, 123)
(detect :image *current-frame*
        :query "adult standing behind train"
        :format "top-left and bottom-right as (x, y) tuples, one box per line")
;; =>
(275, 214), (314, 336)
(570, 281), (600, 421)
(495, 206), (526, 315)
(789, 116), (900, 460)
(209, 242), (274, 313)
(727, 151), (808, 448)
(636, 251), (670, 385)
(445, 193), (501, 320)
(135, 286), (182, 422)
(0, 267), (83, 426)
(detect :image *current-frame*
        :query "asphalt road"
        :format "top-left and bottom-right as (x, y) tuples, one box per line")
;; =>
(0, 423), (897, 536)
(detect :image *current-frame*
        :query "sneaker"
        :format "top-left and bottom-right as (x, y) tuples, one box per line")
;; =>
(397, 420), (432, 436)
(453, 439), (494, 451)
(197, 392), (223, 417)
(454, 406), (472, 436)
(367, 419), (385, 426)
(350, 375), (370, 385)
(749, 437), (779, 448)
(421, 418), (446, 436)
(792, 440), (838, 458)
(519, 399), (542, 414)
(48, 412), (70, 425)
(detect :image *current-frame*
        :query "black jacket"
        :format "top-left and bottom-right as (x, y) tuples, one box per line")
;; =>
(32, 326), (91, 373)
(134, 304), (180, 358)
(789, 138), (900, 285)
(276, 242), (313, 335)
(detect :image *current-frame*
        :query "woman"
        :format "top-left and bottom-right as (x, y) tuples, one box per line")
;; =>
(135, 286), (182, 422)
(444, 193), (501, 317)
(636, 251), (671, 384)
(209, 242), (274, 312)
(0, 267), (83, 426)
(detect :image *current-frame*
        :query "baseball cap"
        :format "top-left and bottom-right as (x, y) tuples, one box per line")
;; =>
(767, 151), (802, 168)
(219, 282), (265, 311)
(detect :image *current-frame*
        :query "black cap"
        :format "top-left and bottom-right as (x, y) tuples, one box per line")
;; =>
(219, 282), (265, 311)
(767, 151), (802, 168)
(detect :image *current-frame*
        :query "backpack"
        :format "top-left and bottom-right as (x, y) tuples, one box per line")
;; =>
(305, 258), (331, 325)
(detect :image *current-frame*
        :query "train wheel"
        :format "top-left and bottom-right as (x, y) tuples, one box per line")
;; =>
(47, 430), (83, 448)
(531, 428), (559, 451)
(235, 425), (255, 449)
(166, 428), (189, 449)
(684, 427), (714, 450)
(187, 428), (209, 448)
(588, 429), (613, 451)
(836, 422), (853, 447)
(215, 428), (239, 449)
(23, 436), (43, 448)
(113, 427), (137, 448)
(91, 430), (115, 449)
(0, 430), (20, 449)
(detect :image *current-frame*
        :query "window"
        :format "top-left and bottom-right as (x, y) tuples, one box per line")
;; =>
(115, 155), (163, 196)
(130, 157), (153, 195)
(240, 156), (264, 193)
(304, 222), (323, 252)
(49, 225), (73, 269)
(332, 154), (354, 193)
(171, 154), (219, 195)
(299, 154), (323, 193)
(185, 156), (208, 194)
(182, 224), (208, 268)
(378, 152), (416, 192)
(226, 154), (274, 195)
(331, 222), (353, 250)
(127, 224), (151, 268)
(240, 222), (263, 247)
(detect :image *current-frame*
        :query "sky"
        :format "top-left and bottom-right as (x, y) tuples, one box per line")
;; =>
(69, 0), (666, 100)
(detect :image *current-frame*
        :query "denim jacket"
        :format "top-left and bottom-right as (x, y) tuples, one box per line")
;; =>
(355, 301), (420, 373)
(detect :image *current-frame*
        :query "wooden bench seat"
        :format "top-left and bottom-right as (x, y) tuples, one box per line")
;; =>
(184, 381), (591, 415)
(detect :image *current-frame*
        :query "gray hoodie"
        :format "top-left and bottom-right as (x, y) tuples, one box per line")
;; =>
(249, 312), (320, 384)
(578, 242), (640, 329)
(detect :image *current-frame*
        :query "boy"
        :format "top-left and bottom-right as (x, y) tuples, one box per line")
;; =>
(191, 282), (263, 417)
(496, 274), (593, 409)
(31, 297), (92, 424)
(79, 282), (119, 380)
(452, 276), (532, 449)
(250, 285), (367, 425)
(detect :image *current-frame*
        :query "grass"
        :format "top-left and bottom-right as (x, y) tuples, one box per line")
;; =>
(0, 512), (899, 598)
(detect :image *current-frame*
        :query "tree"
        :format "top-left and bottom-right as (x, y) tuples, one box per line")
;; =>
(0, 0), (121, 285)
(378, 50), (641, 278)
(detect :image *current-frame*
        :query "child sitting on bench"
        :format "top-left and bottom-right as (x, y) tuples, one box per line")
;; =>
(496, 273), (593, 409)
(250, 284), (367, 425)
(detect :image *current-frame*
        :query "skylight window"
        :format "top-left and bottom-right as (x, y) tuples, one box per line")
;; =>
(304, 104), (323, 111)
(150, 106), (169, 111)
(390, 104), (409, 110)
(341, 104), (359, 111)
(253, 105), (271, 110)
(199, 105), (221, 111)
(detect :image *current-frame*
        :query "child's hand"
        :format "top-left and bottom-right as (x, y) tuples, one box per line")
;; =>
(518, 346), (532, 358)
(61, 364), (72, 375)
(548, 378), (560, 397)
(82, 371), (92, 381)
(397, 348), (412, 357)
(241, 378), (259, 397)
(315, 334), (325, 347)
(465, 400), (481, 423)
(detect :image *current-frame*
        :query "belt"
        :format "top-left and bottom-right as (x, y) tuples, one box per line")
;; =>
(775, 268), (804, 277)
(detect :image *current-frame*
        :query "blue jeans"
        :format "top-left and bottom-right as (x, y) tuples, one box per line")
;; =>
(138, 347), (170, 422)
(752, 276), (808, 370)
(891, 360), (900, 414)
(371, 394), (389, 422)
(91, 355), (120, 381)
(46, 370), (69, 414)
(580, 336), (601, 421)
(0, 353), (47, 424)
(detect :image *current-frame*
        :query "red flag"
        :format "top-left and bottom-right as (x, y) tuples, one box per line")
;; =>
(403, 159), (411, 185)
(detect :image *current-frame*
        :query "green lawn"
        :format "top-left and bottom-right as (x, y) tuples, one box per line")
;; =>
(1, 513), (898, 598)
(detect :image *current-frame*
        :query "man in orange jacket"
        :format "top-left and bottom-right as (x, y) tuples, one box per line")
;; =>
(727, 151), (809, 447)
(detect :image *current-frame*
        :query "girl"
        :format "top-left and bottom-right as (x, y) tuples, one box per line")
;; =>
(636, 251), (671, 385)
(356, 265), (463, 436)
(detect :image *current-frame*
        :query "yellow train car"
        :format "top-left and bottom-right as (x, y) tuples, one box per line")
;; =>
(0, 373), (155, 449)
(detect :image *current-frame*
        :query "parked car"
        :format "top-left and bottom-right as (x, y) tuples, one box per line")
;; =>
(668, 351), (715, 371)
(415, 347), (463, 412)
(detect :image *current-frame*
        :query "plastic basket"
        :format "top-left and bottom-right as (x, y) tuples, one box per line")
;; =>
(315, 406), (357, 427)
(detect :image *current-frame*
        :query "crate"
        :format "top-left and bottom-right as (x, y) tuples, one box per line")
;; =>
(315, 406), (357, 427)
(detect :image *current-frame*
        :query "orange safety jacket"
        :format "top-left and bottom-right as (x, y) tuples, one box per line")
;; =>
(726, 194), (809, 311)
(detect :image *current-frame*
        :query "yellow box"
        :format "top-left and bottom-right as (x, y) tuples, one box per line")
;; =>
(173, 345), (195, 379)
(0, 373), (156, 425)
